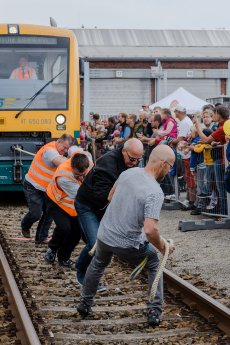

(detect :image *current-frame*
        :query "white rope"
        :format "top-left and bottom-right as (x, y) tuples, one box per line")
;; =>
(149, 238), (171, 302)
(89, 241), (97, 256)
(13, 147), (35, 157)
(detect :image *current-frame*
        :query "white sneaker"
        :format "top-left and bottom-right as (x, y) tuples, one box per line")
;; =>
(165, 194), (176, 200)
(206, 197), (218, 210)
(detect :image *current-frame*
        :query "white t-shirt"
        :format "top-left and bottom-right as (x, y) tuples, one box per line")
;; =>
(177, 116), (193, 159)
(177, 116), (193, 139)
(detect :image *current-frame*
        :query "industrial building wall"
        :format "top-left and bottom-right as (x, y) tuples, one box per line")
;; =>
(90, 79), (151, 116)
(158, 79), (221, 101)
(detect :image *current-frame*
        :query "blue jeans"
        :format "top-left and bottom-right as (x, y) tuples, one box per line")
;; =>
(194, 166), (207, 208)
(75, 200), (100, 274)
(21, 180), (52, 241)
(80, 239), (163, 313)
(205, 165), (215, 195)
(213, 160), (227, 215)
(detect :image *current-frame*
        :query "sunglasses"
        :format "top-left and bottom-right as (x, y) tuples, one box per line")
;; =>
(125, 150), (142, 162)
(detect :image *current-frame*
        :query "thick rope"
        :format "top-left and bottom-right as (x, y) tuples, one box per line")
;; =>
(88, 237), (172, 303)
(89, 241), (97, 256)
(129, 238), (172, 303)
(149, 238), (170, 302)
(13, 147), (35, 157)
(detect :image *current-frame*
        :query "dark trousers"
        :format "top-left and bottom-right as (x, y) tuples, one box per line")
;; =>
(80, 239), (163, 313)
(21, 180), (52, 241)
(46, 196), (82, 261)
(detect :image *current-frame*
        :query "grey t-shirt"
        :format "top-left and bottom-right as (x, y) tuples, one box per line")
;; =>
(57, 176), (80, 200)
(98, 167), (164, 249)
(25, 148), (61, 191)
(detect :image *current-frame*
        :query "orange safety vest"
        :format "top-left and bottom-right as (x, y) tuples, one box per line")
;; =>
(27, 141), (58, 190)
(13, 67), (35, 79)
(46, 157), (92, 217)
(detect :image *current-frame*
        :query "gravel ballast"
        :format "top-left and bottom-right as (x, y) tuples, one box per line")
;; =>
(159, 209), (230, 300)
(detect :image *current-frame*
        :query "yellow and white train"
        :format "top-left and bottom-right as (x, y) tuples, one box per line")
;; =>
(0, 23), (80, 190)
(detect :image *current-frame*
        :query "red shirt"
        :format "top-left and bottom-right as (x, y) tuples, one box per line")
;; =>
(211, 120), (227, 144)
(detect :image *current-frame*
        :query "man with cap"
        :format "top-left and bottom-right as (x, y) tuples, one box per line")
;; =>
(171, 105), (194, 209)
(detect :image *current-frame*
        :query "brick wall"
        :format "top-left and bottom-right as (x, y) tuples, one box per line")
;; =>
(221, 79), (227, 95)
(90, 60), (228, 69)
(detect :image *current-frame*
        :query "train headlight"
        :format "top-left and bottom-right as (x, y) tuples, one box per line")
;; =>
(56, 114), (66, 125)
(8, 24), (19, 34)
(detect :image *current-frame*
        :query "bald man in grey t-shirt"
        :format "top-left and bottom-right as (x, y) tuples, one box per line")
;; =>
(77, 145), (175, 326)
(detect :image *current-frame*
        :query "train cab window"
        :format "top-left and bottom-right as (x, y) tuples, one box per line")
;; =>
(0, 36), (69, 110)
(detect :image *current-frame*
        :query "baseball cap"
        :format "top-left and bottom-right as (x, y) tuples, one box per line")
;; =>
(174, 104), (186, 113)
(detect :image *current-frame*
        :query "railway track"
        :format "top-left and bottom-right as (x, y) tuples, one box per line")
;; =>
(0, 202), (230, 345)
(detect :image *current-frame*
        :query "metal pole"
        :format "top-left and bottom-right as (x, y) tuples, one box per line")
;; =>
(83, 60), (90, 122)
(163, 70), (168, 98)
(224, 144), (230, 217)
(156, 77), (161, 101)
(227, 60), (230, 96)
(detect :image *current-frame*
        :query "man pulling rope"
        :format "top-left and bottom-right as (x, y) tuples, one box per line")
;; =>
(76, 145), (175, 326)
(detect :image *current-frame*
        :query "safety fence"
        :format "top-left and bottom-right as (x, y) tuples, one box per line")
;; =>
(80, 139), (117, 162)
(163, 145), (230, 218)
(80, 139), (230, 218)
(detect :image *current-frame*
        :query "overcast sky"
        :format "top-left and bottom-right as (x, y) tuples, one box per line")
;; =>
(1, 0), (230, 30)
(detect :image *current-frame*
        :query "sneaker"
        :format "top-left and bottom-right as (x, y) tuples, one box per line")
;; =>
(44, 248), (57, 263)
(147, 309), (161, 326)
(165, 194), (176, 201)
(77, 300), (92, 316)
(76, 270), (107, 292)
(206, 197), (218, 210)
(21, 229), (31, 238)
(96, 285), (107, 293)
(190, 208), (202, 215)
(58, 259), (74, 268)
(181, 204), (196, 211)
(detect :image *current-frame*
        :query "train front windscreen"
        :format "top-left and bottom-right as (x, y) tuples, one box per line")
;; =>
(0, 35), (69, 110)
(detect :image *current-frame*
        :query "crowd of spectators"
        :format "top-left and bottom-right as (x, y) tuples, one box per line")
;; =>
(80, 103), (230, 218)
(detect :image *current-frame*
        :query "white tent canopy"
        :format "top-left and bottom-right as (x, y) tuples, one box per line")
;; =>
(149, 87), (208, 113)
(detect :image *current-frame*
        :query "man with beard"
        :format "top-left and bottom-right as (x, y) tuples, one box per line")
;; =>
(77, 145), (175, 326)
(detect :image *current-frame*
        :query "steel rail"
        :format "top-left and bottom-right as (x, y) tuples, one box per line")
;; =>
(0, 245), (42, 345)
(164, 268), (230, 336)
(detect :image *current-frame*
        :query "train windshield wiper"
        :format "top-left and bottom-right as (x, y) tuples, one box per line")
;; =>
(15, 69), (64, 119)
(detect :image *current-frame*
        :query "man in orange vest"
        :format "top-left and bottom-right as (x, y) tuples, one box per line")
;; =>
(21, 134), (74, 244)
(44, 152), (91, 268)
(10, 56), (37, 80)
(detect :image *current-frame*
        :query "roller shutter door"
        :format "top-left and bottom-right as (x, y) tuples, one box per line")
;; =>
(90, 79), (151, 116)
(159, 79), (220, 101)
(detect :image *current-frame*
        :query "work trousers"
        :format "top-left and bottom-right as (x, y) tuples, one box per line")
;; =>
(21, 180), (52, 241)
(80, 239), (163, 313)
(46, 197), (82, 261)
